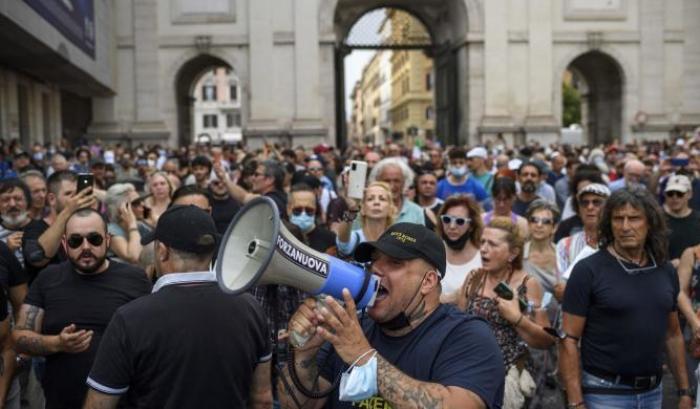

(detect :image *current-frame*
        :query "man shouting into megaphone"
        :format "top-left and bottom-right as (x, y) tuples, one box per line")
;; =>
(279, 223), (505, 409)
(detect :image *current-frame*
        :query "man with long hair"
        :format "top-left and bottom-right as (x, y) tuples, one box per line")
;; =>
(559, 186), (691, 409)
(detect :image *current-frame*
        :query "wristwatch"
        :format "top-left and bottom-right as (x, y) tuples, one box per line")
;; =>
(566, 402), (584, 409)
(543, 327), (580, 342)
(677, 388), (691, 397)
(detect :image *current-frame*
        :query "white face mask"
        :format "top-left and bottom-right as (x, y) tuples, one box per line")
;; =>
(449, 166), (467, 178)
(338, 349), (378, 402)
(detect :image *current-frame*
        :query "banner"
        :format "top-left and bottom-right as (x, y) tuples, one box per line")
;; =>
(23, 0), (95, 59)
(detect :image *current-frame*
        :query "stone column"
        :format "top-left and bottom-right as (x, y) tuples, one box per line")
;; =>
(524, 0), (558, 144)
(248, 0), (275, 123)
(639, 0), (665, 117)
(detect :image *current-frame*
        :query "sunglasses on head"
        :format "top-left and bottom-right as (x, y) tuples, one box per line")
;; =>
(665, 190), (685, 198)
(529, 216), (554, 225)
(66, 232), (104, 249)
(440, 215), (471, 226)
(291, 207), (315, 216)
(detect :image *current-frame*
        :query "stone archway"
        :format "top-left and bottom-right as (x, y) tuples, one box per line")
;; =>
(174, 54), (233, 146)
(564, 51), (625, 145)
(329, 0), (470, 147)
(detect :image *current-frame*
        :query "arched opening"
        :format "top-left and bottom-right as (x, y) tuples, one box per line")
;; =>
(562, 51), (623, 145)
(333, 0), (468, 148)
(174, 55), (242, 146)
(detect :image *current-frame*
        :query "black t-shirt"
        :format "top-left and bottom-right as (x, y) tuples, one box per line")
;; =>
(25, 260), (151, 409)
(513, 196), (539, 217)
(317, 304), (504, 409)
(22, 219), (65, 284)
(0, 283), (7, 322)
(666, 210), (700, 260)
(306, 226), (337, 255)
(87, 281), (271, 408)
(554, 215), (583, 244)
(563, 249), (679, 376)
(210, 195), (242, 234)
(265, 190), (288, 219)
(0, 240), (28, 289)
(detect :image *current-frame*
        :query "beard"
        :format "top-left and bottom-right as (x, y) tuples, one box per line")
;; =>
(70, 250), (107, 275)
(1, 210), (29, 229)
(521, 181), (537, 193)
(442, 231), (471, 251)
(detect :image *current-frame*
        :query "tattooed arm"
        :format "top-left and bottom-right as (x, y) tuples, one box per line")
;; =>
(0, 317), (13, 404)
(278, 348), (330, 409)
(12, 304), (59, 356)
(376, 355), (486, 409)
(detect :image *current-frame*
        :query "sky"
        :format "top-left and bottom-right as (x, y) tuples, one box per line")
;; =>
(343, 50), (376, 120)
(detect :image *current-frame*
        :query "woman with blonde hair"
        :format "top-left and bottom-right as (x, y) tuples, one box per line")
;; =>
(458, 217), (553, 408)
(336, 181), (396, 257)
(436, 194), (483, 303)
(105, 183), (142, 264)
(144, 171), (173, 224)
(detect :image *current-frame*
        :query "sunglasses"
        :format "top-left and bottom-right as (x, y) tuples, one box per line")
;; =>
(529, 216), (554, 225)
(66, 232), (104, 249)
(440, 215), (471, 226)
(665, 191), (685, 198)
(579, 198), (604, 208)
(291, 207), (315, 216)
(307, 167), (323, 172)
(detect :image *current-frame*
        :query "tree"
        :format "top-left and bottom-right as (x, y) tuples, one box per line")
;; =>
(562, 81), (581, 127)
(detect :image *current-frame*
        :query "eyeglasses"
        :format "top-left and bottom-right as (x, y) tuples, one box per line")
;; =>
(665, 191), (685, 198)
(529, 216), (554, 225)
(291, 207), (315, 216)
(308, 167), (323, 172)
(253, 172), (266, 178)
(578, 198), (604, 208)
(66, 232), (104, 249)
(440, 215), (471, 226)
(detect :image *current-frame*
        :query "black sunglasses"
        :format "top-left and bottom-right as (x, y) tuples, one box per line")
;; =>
(67, 232), (104, 249)
(440, 215), (470, 226)
(291, 207), (315, 216)
(529, 216), (554, 225)
(665, 191), (685, 198)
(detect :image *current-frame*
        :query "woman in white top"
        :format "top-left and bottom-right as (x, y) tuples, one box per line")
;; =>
(144, 171), (173, 225)
(336, 181), (396, 257)
(437, 195), (483, 303)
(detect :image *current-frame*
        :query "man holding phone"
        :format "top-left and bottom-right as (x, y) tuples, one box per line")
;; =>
(659, 152), (700, 211)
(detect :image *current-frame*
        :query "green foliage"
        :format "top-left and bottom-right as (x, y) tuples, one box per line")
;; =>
(562, 82), (581, 127)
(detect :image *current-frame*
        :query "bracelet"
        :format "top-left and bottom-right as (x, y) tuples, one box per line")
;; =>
(513, 314), (524, 327)
(677, 388), (691, 397)
(566, 402), (584, 409)
(128, 228), (138, 233)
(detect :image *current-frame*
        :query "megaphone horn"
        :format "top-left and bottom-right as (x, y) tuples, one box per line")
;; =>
(215, 196), (379, 309)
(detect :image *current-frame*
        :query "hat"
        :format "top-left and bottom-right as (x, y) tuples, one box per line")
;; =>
(665, 175), (691, 193)
(577, 183), (611, 199)
(508, 158), (523, 171)
(141, 205), (218, 253)
(354, 223), (446, 278)
(313, 144), (332, 154)
(467, 147), (488, 160)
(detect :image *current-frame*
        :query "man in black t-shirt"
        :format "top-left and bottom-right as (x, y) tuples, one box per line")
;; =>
(208, 175), (241, 234)
(22, 171), (96, 283)
(279, 223), (504, 409)
(663, 175), (700, 265)
(84, 205), (272, 409)
(513, 162), (542, 217)
(12, 209), (151, 409)
(217, 160), (287, 217)
(560, 187), (692, 409)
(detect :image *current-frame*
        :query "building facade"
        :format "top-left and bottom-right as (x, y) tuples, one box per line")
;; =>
(192, 67), (243, 144)
(2, 0), (699, 149)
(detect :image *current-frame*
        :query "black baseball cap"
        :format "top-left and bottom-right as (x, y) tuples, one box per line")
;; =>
(141, 205), (218, 253)
(354, 223), (446, 278)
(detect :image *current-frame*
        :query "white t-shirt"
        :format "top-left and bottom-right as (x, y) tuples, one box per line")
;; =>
(442, 252), (482, 298)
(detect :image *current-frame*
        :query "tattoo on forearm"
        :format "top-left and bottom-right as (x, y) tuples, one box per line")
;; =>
(0, 355), (4, 376)
(377, 355), (444, 409)
(15, 335), (48, 356)
(298, 357), (319, 388)
(16, 305), (41, 331)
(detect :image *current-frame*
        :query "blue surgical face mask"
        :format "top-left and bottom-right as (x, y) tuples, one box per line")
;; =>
(290, 212), (315, 233)
(338, 350), (378, 402)
(449, 165), (467, 177)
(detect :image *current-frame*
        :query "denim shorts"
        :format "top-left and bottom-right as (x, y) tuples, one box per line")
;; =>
(582, 371), (662, 409)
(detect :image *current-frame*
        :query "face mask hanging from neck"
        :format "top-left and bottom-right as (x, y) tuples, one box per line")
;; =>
(377, 272), (430, 332)
(443, 231), (471, 251)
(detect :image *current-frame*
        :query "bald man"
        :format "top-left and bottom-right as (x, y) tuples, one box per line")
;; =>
(609, 159), (645, 192)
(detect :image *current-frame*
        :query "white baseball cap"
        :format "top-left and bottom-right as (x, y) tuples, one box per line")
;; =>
(467, 147), (488, 160)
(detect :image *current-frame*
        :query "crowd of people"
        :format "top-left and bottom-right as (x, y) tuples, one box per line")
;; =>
(1, 131), (700, 408)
